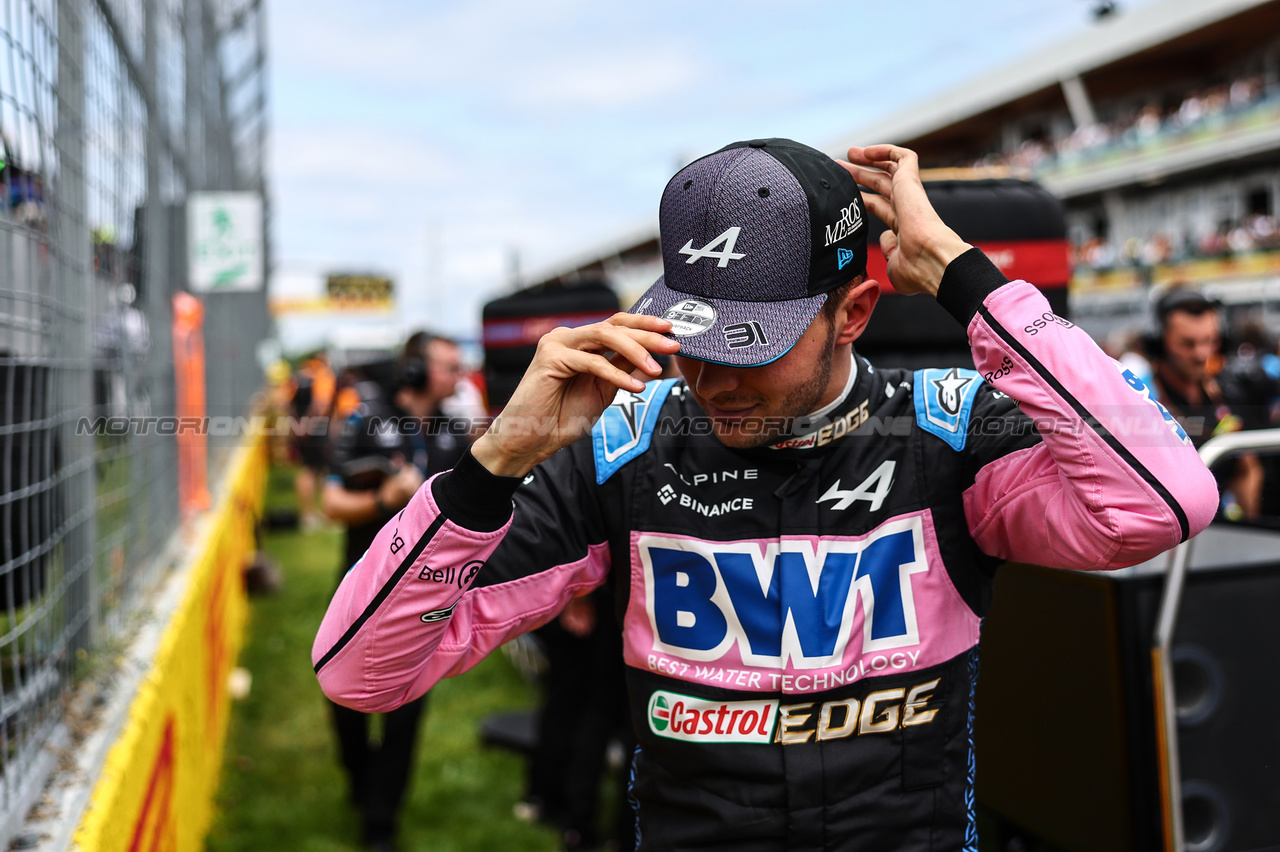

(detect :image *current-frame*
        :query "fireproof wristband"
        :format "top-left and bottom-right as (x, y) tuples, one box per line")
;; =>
(935, 247), (1010, 327)
(430, 448), (521, 532)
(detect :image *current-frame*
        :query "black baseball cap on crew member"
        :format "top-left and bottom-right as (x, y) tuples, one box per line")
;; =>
(630, 138), (869, 367)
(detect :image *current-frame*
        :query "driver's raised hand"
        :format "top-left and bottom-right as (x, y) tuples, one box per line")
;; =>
(840, 144), (972, 297)
(471, 313), (679, 478)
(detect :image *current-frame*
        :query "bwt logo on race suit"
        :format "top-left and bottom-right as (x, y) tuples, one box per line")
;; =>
(638, 517), (929, 671)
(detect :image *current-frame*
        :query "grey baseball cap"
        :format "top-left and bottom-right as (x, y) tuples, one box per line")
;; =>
(630, 138), (868, 367)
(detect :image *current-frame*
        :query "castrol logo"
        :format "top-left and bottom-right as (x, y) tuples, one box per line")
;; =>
(647, 690), (778, 744)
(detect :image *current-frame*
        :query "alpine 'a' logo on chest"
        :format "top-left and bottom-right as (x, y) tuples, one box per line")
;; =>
(817, 460), (896, 511)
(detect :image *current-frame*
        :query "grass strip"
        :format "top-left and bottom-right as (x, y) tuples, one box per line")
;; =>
(208, 466), (557, 851)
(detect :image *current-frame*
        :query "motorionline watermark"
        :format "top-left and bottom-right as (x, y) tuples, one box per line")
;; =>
(74, 414), (484, 438)
(76, 414), (493, 439)
(474, 409), (1214, 445)
(75, 408), (1218, 444)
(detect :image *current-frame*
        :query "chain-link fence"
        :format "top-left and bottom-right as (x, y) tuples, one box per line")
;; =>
(0, 0), (268, 843)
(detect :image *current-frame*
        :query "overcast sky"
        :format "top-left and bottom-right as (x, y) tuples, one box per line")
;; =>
(267, 0), (1148, 352)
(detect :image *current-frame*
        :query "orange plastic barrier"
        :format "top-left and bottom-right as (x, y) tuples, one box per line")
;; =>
(172, 292), (211, 515)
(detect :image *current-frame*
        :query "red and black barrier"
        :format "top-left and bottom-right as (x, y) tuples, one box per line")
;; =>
(482, 279), (620, 414)
(859, 176), (1070, 369)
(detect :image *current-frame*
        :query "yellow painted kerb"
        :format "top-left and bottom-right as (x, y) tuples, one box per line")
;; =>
(73, 437), (267, 852)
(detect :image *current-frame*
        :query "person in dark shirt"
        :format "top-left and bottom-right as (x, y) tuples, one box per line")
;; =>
(1148, 287), (1262, 517)
(321, 353), (468, 852)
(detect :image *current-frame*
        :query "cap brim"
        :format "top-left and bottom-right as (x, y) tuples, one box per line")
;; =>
(629, 276), (826, 367)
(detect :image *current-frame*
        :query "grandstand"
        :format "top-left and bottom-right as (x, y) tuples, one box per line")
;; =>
(523, 0), (1280, 348)
(833, 0), (1280, 343)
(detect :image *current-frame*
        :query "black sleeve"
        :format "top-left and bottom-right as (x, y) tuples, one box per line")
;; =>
(472, 435), (617, 589)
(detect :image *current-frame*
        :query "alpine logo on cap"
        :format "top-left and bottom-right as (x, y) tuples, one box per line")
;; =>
(679, 226), (746, 267)
(825, 202), (862, 247)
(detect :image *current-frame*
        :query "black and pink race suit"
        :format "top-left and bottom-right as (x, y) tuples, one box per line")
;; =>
(314, 253), (1217, 851)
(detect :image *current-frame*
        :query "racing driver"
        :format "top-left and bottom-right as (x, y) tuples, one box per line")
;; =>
(314, 140), (1217, 851)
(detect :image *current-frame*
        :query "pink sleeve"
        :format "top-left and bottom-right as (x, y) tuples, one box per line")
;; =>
(958, 276), (1218, 570)
(311, 469), (610, 712)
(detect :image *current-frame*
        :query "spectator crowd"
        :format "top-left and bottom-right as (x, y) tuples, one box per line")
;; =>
(1073, 210), (1280, 272)
(971, 73), (1274, 176)
(943, 71), (1280, 273)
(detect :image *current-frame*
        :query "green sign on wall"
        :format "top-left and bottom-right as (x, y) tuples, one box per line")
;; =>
(188, 192), (263, 292)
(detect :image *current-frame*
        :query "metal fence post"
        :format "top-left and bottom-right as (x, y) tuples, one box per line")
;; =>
(55, 0), (94, 656)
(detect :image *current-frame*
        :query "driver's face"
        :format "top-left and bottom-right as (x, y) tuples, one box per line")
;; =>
(677, 313), (840, 449)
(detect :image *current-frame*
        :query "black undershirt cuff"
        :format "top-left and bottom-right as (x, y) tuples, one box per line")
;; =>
(430, 448), (522, 532)
(935, 247), (1010, 327)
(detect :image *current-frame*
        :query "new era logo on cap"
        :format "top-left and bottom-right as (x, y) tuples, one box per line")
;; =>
(837, 248), (855, 270)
